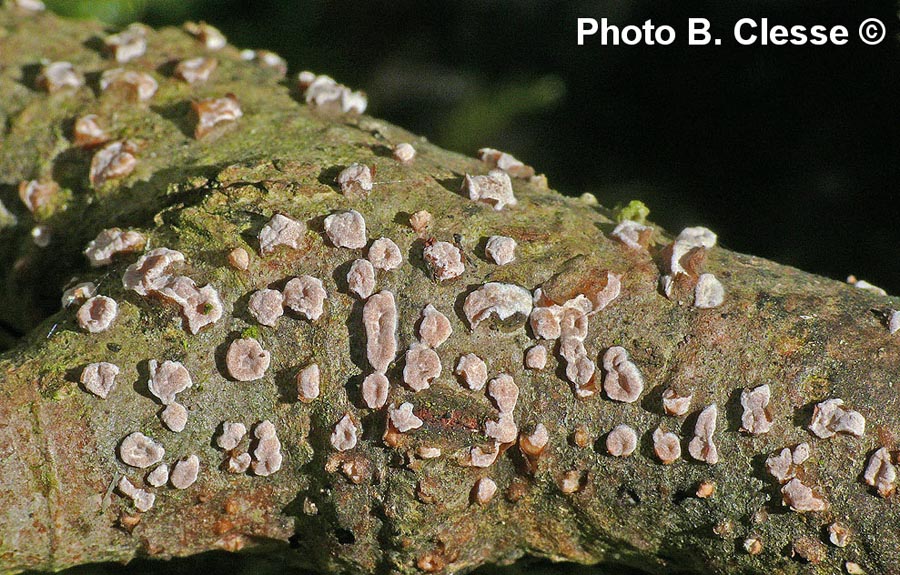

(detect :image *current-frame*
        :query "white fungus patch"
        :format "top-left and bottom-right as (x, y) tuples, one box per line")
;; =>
(393, 143), (416, 163)
(336, 163), (373, 198)
(463, 170), (517, 211)
(808, 398), (865, 438)
(62, 282), (97, 308)
(694, 273), (725, 309)
(90, 141), (137, 187)
(529, 307), (561, 340)
(765, 444), (811, 484)
(184, 21), (227, 49)
(122, 248), (185, 296)
(117, 477), (155, 512)
(602, 346), (644, 403)
(228, 247), (250, 271)
(417, 446), (442, 459)
(519, 424), (550, 459)
(662, 387), (692, 416)
(363, 290), (397, 373)
(886, 309), (900, 334)
(782, 478), (827, 512)
(84, 228), (145, 267)
(588, 272), (623, 312)
(606, 425), (638, 457)
(559, 470), (583, 494)
(367, 237), (402, 271)
(225, 338), (271, 381)
(146, 464), (169, 488)
(248, 288), (284, 327)
(296, 364), (321, 403)
(403, 343), (441, 392)
(487, 374), (519, 414)
(847, 276), (887, 296)
(611, 220), (652, 250)
(472, 477), (498, 505)
(299, 73), (367, 114)
(283, 275), (327, 321)
(485, 415), (518, 444)
(464, 282), (533, 330)
(418, 304), (452, 348)
(76, 295), (117, 333)
(463, 443), (500, 468)
(389, 402), (424, 433)
(80, 362), (119, 398)
(525, 345), (547, 370)
(73, 114), (109, 148)
(347, 259), (376, 299)
(324, 210), (367, 249)
(170, 455), (200, 489)
(147, 360), (192, 405)
(258, 213), (306, 255)
(478, 148), (535, 179)
(156, 275), (224, 334)
(252, 420), (282, 476)
(216, 422), (247, 451)
(228, 453), (252, 473)
(175, 56), (217, 84)
(566, 352), (596, 398)
(331, 414), (358, 451)
(688, 404), (719, 465)
(740, 384), (774, 435)
(362, 372), (389, 409)
(99, 68), (158, 101)
(18, 179), (58, 213)
(192, 95), (242, 139)
(863, 447), (897, 497)
(485, 235), (517, 266)
(828, 522), (851, 548)
(408, 210), (432, 234)
(36, 61), (83, 93)
(119, 432), (165, 468)
(455, 354), (487, 391)
(677, 226), (718, 249)
(161, 402), (188, 432)
(12, 0), (45, 12)
(653, 428), (681, 464)
(423, 241), (465, 281)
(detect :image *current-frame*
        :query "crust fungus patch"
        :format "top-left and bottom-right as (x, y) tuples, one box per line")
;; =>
(660, 225), (718, 301)
(147, 360), (192, 405)
(808, 398), (865, 438)
(889, 310), (900, 334)
(298, 72), (367, 114)
(478, 148), (535, 179)
(463, 170), (516, 211)
(525, 345), (547, 370)
(409, 210), (432, 234)
(347, 259), (376, 299)
(828, 522), (851, 548)
(258, 213), (306, 255)
(192, 95), (242, 139)
(36, 61), (83, 93)
(297, 364), (320, 403)
(740, 384), (773, 435)
(418, 304), (452, 348)
(363, 290), (397, 373)
(170, 455), (200, 489)
(331, 414), (358, 451)
(73, 114), (110, 148)
(99, 68), (158, 101)
(76, 295), (117, 333)
(175, 56), (218, 84)
(90, 141), (137, 187)
(602, 346), (643, 403)
(228, 247), (250, 271)
(423, 241), (465, 282)
(464, 282), (532, 330)
(472, 477), (498, 505)
(18, 179), (58, 213)
(117, 477), (155, 512)
(485, 415), (518, 444)
(362, 372), (389, 409)
(216, 422), (246, 451)
(123, 248), (185, 296)
(393, 143), (416, 163)
(84, 228), (145, 267)
(389, 402), (424, 433)
(462, 443), (499, 468)
(248, 288), (284, 327)
(694, 273), (725, 309)
(455, 354), (487, 391)
(687, 404), (719, 464)
(62, 282), (97, 308)
(519, 423), (550, 465)
(228, 453), (252, 474)
(863, 447), (897, 497)
(119, 432), (165, 468)
(146, 464), (169, 488)
(559, 470), (584, 494)
(336, 164), (373, 198)
(368, 237), (403, 271)
(485, 236), (517, 266)
(324, 210), (367, 249)
(80, 362), (119, 398)
(781, 478), (827, 512)
(161, 402), (188, 432)
(611, 220), (652, 250)
(403, 343), (441, 391)
(156, 276), (224, 334)
(225, 338), (271, 381)
(765, 443), (810, 484)
(652, 428), (681, 464)
(283, 275), (327, 321)
(487, 374), (519, 414)
(606, 424), (638, 457)
(184, 21), (227, 49)
(565, 351), (596, 398)
(252, 420), (282, 476)
(662, 387), (692, 416)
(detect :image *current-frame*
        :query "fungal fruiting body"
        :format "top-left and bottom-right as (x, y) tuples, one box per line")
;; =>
(104, 24), (147, 62)
(183, 21), (227, 49)
(298, 72), (367, 114)
(90, 141), (137, 187)
(367, 237), (402, 271)
(403, 343), (441, 391)
(602, 346), (643, 403)
(73, 115), (109, 148)
(324, 210), (367, 249)
(417, 304), (452, 348)
(192, 95), (242, 139)
(388, 402), (424, 433)
(363, 290), (397, 374)
(283, 275), (327, 321)
(175, 57), (218, 84)
(252, 421), (282, 476)
(765, 443), (810, 484)
(216, 422), (247, 451)
(170, 455), (200, 489)
(478, 148), (535, 179)
(362, 373), (389, 409)
(117, 477), (155, 512)
(687, 404), (719, 464)
(99, 69), (158, 102)
(146, 464), (169, 488)
(331, 414), (358, 451)
(606, 425), (638, 457)
(740, 384), (773, 435)
(472, 477), (498, 505)
(653, 428), (681, 464)
(36, 61), (83, 93)
(524, 345), (547, 370)
(455, 354), (487, 391)
(62, 282), (96, 308)
(808, 398), (865, 438)
(18, 179), (58, 213)
(423, 241), (465, 281)
(463, 283), (532, 330)
(248, 288), (284, 327)
(781, 478), (827, 512)
(80, 362), (119, 399)
(408, 210), (432, 234)
(118, 432), (164, 468)
(228, 247), (250, 270)
(297, 364), (321, 403)
(336, 163), (373, 198)
(258, 214), (306, 255)
(485, 236), (517, 266)
(147, 360), (192, 405)
(84, 228), (146, 267)
(225, 338), (271, 381)
(393, 143), (416, 163)
(487, 374), (519, 414)
(662, 387), (692, 416)
(347, 259), (376, 299)
(863, 447), (897, 497)
(76, 295), (118, 333)
(161, 403), (188, 432)
(611, 220), (652, 250)
(463, 170), (517, 211)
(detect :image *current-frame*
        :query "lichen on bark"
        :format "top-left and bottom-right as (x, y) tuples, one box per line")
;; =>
(1, 7), (899, 575)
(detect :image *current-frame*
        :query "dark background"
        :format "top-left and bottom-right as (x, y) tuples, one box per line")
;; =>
(48, 0), (900, 294)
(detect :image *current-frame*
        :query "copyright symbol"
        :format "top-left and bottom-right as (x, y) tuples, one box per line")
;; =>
(859, 18), (886, 45)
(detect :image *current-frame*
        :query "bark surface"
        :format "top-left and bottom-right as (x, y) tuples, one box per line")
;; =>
(1, 8), (899, 575)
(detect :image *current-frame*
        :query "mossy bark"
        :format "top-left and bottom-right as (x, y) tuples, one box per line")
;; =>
(1, 8), (899, 575)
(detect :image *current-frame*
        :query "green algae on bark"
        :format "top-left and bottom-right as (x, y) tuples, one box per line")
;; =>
(1, 7), (900, 575)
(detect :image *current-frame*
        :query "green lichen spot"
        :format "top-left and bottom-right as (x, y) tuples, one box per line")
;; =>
(241, 325), (260, 340)
(614, 199), (650, 224)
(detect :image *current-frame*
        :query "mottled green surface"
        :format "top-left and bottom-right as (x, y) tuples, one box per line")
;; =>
(1, 7), (899, 575)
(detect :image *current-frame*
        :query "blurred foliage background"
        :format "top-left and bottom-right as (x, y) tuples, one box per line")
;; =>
(46, 0), (900, 294)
